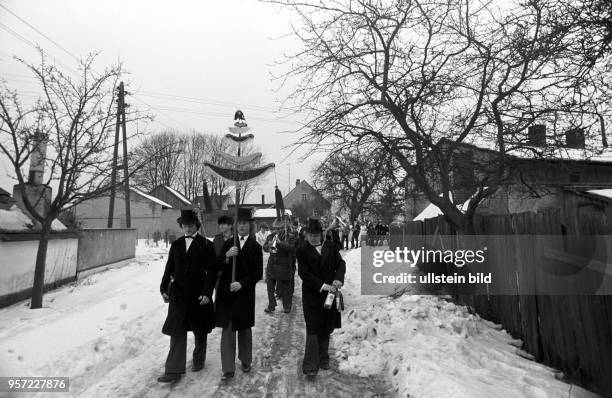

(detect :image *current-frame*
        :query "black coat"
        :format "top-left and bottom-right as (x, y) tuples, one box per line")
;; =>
(215, 235), (263, 331)
(296, 240), (346, 335)
(160, 234), (217, 336)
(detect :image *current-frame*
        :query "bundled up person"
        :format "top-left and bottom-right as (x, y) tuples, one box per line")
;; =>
(215, 208), (263, 381)
(296, 217), (346, 379)
(158, 209), (218, 384)
(263, 218), (297, 314)
(213, 215), (234, 257)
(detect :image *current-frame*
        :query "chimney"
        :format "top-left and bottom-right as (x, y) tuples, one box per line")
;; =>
(565, 128), (585, 149)
(528, 125), (546, 147)
(28, 130), (48, 184)
(261, 194), (265, 204)
(296, 179), (301, 187)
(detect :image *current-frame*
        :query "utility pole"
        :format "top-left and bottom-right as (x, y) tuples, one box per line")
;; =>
(120, 82), (131, 228)
(107, 81), (131, 228)
(107, 83), (121, 227)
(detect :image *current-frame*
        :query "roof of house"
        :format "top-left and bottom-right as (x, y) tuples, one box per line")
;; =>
(440, 138), (612, 166)
(253, 208), (292, 219)
(132, 187), (173, 208)
(162, 185), (192, 206)
(284, 180), (331, 206)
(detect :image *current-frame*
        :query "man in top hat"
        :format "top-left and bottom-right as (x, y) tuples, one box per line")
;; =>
(263, 217), (297, 314)
(158, 208), (218, 384)
(296, 217), (346, 378)
(215, 207), (263, 381)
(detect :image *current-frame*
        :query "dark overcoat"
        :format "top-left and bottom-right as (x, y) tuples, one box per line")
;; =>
(296, 239), (346, 335)
(215, 236), (263, 331)
(263, 232), (296, 281)
(160, 234), (217, 336)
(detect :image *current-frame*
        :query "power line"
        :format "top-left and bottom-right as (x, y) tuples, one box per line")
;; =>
(136, 90), (301, 116)
(0, 3), (80, 63)
(0, 21), (80, 76)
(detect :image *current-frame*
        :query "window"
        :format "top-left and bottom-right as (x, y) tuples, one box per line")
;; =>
(302, 194), (308, 201)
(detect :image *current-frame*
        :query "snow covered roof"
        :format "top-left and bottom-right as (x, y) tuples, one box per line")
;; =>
(252, 208), (292, 218)
(0, 205), (67, 231)
(586, 189), (612, 201)
(413, 192), (471, 222)
(446, 138), (612, 165)
(163, 186), (191, 206)
(131, 188), (173, 208)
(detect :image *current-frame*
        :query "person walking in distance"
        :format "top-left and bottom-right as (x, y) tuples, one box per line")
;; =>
(296, 217), (346, 379)
(215, 208), (263, 381)
(158, 209), (218, 384)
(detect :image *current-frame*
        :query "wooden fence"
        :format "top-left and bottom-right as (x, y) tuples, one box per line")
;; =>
(392, 209), (612, 397)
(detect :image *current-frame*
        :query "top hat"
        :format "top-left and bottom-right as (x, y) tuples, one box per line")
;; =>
(177, 208), (200, 225)
(304, 217), (323, 234)
(236, 207), (254, 222)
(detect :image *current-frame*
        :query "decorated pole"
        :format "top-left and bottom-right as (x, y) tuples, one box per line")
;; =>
(204, 111), (275, 282)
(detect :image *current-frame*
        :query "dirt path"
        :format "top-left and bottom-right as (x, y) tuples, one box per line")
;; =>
(213, 278), (394, 398)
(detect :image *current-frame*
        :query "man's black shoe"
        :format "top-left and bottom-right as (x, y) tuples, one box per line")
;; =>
(283, 308), (291, 313)
(264, 307), (275, 313)
(157, 374), (181, 383)
(191, 363), (204, 372)
(221, 372), (234, 381)
(319, 362), (330, 370)
(241, 362), (252, 373)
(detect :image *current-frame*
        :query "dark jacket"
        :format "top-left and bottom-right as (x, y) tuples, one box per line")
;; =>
(263, 231), (296, 281)
(215, 235), (263, 331)
(296, 239), (346, 335)
(160, 234), (217, 336)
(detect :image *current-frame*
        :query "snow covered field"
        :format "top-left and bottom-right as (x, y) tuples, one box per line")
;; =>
(0, 245), (600, 397)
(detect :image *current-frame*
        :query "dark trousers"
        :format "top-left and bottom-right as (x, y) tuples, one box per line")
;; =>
(302, 333), (330, 374)
(220, 321), (252, 373)
(164, 330), (207, 374)
(352, 234), (360, 248)
(267, 279), (293, 310)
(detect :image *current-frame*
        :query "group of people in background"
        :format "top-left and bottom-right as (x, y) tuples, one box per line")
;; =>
(157, 208), (346, 384)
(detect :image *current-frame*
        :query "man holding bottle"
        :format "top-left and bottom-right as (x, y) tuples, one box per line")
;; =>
(296, 217), (346, 379)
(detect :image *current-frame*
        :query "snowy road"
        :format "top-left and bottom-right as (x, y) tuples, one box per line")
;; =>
(0, 246), (600, 398)
(0, 246), (390, 398)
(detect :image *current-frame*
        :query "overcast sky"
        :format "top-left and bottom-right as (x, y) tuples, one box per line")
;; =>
(0, 0), (324, 203)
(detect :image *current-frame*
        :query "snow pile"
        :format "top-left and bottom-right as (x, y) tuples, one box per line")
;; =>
(335, 249), (599, 398)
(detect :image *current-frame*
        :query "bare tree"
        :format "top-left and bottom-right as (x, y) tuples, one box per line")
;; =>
(132, 130), (185, 192)
(0, 52), (144, 308)
(313, 146), (395, 223)
(270, 0), (611, 231)
(177, 131), (209, 201)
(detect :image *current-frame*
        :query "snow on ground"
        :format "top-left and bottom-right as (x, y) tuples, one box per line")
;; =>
(0, 244), (601, 398)
(334, 249), (600, 398)
(0, 245), (279, 398)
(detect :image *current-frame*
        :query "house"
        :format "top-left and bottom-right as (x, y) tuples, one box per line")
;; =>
(69, 187), (182, 240)
(405, 126), (612, 219)
(283, 179), (331, 221)
(149, 185), (192, 209)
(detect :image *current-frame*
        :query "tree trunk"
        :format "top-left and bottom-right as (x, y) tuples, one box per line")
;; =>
(30, 221), (52, 309)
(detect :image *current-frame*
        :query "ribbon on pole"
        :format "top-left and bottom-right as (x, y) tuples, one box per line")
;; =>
(228, 126), (250, 134)
(204, 162), (275, 184)
(217, 151), (262, 167)
(225, 133), (254, 143)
